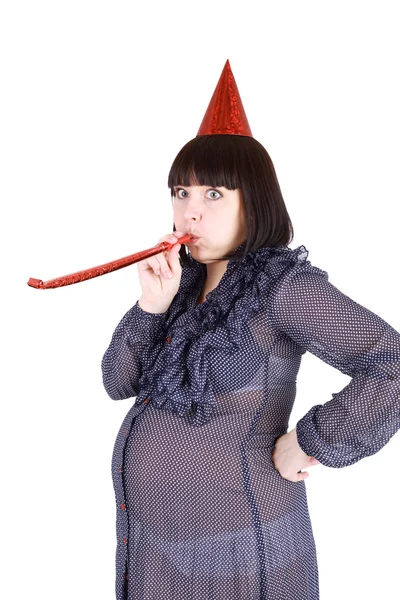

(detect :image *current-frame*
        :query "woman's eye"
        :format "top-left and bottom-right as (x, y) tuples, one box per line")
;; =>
(207, 189), (222, 200)
(174, 188), (187, 199)
(173, 187), (221, 200)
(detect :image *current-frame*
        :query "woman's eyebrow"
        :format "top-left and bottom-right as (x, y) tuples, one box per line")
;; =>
(175, 184), (222, 188)
(173, 185), (224, 191)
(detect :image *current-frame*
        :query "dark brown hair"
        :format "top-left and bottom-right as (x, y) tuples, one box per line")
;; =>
(167, 134), (294, 265)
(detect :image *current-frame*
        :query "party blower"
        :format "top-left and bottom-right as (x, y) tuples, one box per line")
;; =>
(27, 233), (195, 289)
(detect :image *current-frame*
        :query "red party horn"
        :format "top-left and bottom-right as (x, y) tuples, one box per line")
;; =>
(27, 233), (194, 289)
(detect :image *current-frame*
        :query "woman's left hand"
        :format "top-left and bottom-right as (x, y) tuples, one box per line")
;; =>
(272, 428), (320, 482)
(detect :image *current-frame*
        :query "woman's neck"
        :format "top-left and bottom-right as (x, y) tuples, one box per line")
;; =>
(196, 260), (229, 304)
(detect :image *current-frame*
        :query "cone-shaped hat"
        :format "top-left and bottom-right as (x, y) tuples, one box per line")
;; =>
(197, 59), (253, 137)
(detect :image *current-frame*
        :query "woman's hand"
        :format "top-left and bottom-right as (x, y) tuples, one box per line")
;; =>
(137, 231), (185, 314)
(272, 428), (320, 482)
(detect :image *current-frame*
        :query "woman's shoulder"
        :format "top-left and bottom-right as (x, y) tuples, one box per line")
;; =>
(234, 243), (327, 288)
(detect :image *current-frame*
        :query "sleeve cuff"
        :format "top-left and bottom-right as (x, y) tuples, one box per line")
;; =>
(125, 300), (168, 345)
(296, 406), (353, 469)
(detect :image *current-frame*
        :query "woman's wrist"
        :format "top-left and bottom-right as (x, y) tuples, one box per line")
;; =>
(138, 297), (169, 315)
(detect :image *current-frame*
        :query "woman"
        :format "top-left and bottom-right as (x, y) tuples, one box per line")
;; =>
(102, 62), (400, 600)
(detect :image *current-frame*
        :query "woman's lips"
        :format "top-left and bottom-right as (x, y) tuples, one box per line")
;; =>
(187, 235), (200, 244)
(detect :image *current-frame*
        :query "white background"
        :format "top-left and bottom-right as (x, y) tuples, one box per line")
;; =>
(1, 1), (399, 598)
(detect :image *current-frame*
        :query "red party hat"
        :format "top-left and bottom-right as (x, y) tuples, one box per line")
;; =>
(197, 59), (253, 137)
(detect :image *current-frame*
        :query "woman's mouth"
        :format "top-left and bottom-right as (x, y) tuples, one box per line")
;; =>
(187, 235), (200, 244)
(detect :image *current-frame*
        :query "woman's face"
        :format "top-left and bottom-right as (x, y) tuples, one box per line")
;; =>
(172, 184), (248, 263)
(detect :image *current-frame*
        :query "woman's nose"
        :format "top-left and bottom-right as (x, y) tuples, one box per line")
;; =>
(183, 202), (202, 221)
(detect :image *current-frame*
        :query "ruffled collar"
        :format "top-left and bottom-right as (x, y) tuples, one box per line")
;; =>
(137, 243), (310, 426)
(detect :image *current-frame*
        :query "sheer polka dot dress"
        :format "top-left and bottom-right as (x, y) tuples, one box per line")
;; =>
(102, 243), (400, 600)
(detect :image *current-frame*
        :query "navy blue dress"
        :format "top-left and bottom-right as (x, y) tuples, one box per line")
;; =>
(102, 243), (400, 600)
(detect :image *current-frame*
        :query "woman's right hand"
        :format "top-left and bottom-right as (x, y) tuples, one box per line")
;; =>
(136, 231), (185, 314)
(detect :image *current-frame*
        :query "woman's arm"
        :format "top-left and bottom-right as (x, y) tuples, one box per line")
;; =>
(101, 300), (168, 400)
(266, 261), (400, 468)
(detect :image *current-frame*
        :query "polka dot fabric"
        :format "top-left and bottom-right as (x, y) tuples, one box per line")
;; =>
(102, 243), (400, 599)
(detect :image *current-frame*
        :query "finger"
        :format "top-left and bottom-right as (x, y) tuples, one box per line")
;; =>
(148, 234), (181, 276)
(164, 246), (181, 278)
(297, 471), (309, 481)
(169, 244), (181, 270)
(171, 235), (184, 247)
(157, 233), (178, 244)
(168, 234), (181, 243)
(155, 253), (174, 279)
(160, 246), (182, 277)
(139, 254), (163, 276)
(168, 242), (180, 254)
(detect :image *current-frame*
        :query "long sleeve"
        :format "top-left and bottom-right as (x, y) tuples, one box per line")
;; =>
(101, 300), (168, 400)
(266, 261), (400, 468)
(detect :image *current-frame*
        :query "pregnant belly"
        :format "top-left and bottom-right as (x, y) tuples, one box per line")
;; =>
(123, 403), (256, 539)
(123, 403), (302, 541)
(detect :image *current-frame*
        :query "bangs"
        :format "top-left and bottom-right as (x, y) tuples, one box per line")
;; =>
(168, 135), (243, 192)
